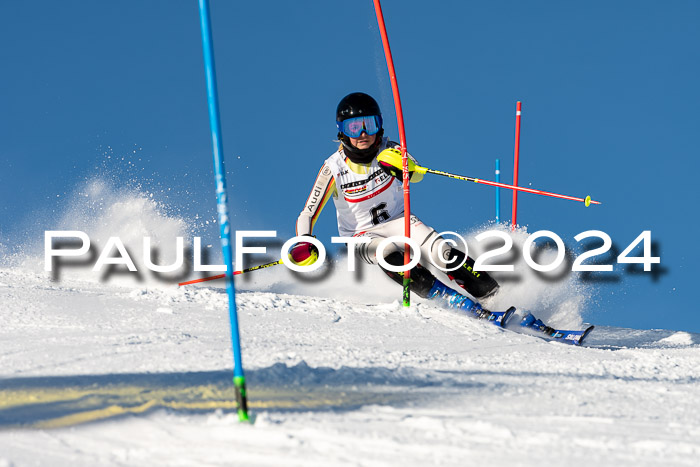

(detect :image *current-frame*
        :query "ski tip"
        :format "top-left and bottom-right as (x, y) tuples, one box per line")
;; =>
(501, 306), (516, 328)
(578, 325), (595, 345)
(487, 306), (516, 328)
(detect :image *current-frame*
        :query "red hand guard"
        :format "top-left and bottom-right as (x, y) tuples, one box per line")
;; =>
(289, 241), (319, 266)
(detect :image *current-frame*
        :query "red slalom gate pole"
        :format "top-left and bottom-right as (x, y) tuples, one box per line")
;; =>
(512, 101), (522, 231)
(373, 0), (412, 307)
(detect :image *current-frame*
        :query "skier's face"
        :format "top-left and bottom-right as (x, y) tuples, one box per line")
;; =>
(349, 132), (376, 150)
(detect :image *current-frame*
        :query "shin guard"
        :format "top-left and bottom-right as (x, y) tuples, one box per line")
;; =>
(380, 252), (437, 298)
(445, 249), (499, 299)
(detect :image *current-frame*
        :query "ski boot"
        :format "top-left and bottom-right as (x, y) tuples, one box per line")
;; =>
(428, 280), (514, 327)
(378, 252), (514, 327)
(520, 312), (556, 336)
(519, 312), (595, 345)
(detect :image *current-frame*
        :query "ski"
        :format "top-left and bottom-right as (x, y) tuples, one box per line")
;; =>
(520, 312), (594, 346)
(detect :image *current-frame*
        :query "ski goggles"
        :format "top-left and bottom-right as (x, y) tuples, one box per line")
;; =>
(337, 115), (383, 138)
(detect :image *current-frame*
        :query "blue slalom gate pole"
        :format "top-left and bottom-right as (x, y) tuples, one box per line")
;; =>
(495, 159), (501, 223)
(198, 0), (248, 422)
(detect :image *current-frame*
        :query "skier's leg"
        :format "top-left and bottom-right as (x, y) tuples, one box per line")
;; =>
(354, 218), (441, 298)
(442, 247), (499, 299)
(355, 215), (451, 272)
(413, 227), (500, 299)
(352, 222), (456, 300)
(379, 251), (440, 298)
(379, 251), (498, 320)
(354, 215), (495, 307)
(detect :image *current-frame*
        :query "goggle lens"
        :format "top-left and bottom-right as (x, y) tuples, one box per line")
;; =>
(337, 115), (382, 138)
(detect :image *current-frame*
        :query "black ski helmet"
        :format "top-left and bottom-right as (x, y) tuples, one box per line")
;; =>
(336, 92), (382, 123)
(335, 92), (385, 163)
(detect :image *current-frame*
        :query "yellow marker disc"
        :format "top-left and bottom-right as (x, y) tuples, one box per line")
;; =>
(584, 195), (591, 207)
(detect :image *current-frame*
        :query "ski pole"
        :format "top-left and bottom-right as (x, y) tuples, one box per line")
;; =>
(178, 259), (283, 287)
(414, 165), (600, 206)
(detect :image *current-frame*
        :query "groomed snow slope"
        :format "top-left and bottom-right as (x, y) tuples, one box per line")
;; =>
(1, 268), (699, 467)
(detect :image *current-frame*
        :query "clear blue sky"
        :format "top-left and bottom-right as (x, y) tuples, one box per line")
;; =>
(1, 1), (698, 331)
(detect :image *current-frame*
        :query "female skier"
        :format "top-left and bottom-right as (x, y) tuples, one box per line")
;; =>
(290, 92), (503, 320)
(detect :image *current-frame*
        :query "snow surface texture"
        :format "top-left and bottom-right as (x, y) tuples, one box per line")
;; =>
(1, 182), (699, 466)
